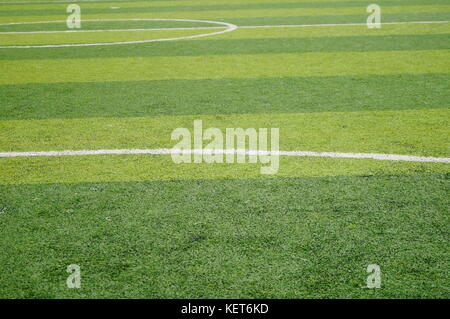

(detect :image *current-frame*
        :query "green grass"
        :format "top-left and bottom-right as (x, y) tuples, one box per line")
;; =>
(0, 174), (448, 298)
(2, 4), (449, 23)
(1, 109), (449, 155)
(1, 74), (448, 120)
(0, 0), (449, 299)
(2, 50), (449, 84)
(3, 34), (449, 55)
(2, 155), (449, 185)
(0, 29), (214, 46)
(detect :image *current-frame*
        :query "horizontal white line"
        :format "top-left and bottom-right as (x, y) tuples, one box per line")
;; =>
(0, 20), (448, 33)
(239, 20), (450, 29)
(0, 148), (449, 163)
(0, 27), (225, 34)
(0, 18), (228, 26)
(0, 18), (237, 48)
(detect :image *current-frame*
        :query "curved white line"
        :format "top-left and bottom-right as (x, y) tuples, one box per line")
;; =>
(0, 18), (238, 48)
(0, 148), (449, 163)
(0, 27), (224, 34)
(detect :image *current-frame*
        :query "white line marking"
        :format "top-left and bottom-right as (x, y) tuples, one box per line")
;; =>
(0, 148), (448, 163)
(0, 27), (225, 34)
(0, 18), (237, 48)
(0, 20), (448, 35)
(2, 20), (449, 34)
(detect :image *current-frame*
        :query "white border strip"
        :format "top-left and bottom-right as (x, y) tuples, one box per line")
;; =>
(1, 20), (449, 34)
(0, 148), (448, 163)
(1, 19), (448, 28)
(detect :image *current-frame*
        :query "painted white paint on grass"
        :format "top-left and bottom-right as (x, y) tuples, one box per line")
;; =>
(0, 18), (237, 48)
(0, 20), (448, 48)
(0, 148), (449, 163)
(2, 20), (448, 34)
(1, 19), (447, 28)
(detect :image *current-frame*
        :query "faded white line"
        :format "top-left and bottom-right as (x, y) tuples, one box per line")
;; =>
(0, 19), (448, 31)
(0, 148), (449, 163)
(0, 18), (237, 48)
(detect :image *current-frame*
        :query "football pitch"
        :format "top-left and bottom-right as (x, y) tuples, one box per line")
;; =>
(0, 0), (449, 298)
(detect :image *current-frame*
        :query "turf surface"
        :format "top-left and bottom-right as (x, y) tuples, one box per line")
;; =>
(0, 0), (448, 298)
(0, 174), (448, 298)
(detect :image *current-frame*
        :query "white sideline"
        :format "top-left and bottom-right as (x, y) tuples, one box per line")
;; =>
(0, 20), (448, 32)
(0, 148), (449, 163)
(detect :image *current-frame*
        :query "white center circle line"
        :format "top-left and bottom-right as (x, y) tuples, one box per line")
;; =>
(0, 18), (238, 49)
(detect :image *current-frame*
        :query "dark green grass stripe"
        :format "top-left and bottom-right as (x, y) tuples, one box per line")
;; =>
(2, 12), (448, 28)
(0, 173), (448, 298)
(1, 33), (448, 60)
(2, 0), (449, 16)
(1, 74), (448, 120)
(0, 20), (214, 32)
(0, 12), (447, 32)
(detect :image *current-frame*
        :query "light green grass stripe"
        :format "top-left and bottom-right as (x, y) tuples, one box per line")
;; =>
(0, 154), (448, 185)
(1, 50), (448, 85)
(207, 23), (450, 40)
(0, 28), (213, 45)
(1, 5), (448, 23)
(2, 0), (448, 16)
(0, 0), (412, 11)
(1, 109), (448, 157)
(3, 23), (449, 46)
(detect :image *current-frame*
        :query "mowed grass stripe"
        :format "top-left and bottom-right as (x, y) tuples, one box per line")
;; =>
(0, 0), (402, 9)
(1, 74), (449, 120)
(0, 20), (217, 32)
(0, 28), (218, 45)
(203, 22), (450, 39)
(1, 33), (448, 55)
(0, 23), (450, 60)
(1, 154), (448, 185)
(1, 19), (448, 36)
(3, 0), (450, 16)
(1, 0), (446, 11)
(221, 12), (450, 26)
(1, 15), (449, 33)
(0, 0), (414, 7)
(2, 23), (450, 60)
(1, 109), (448, 157)
(1, 50), (448, 85)
(1, 4), (449, 23)
(0, 28), (450, 53)
(1, 174), (448, 298)
(0, 5), (450, 23)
